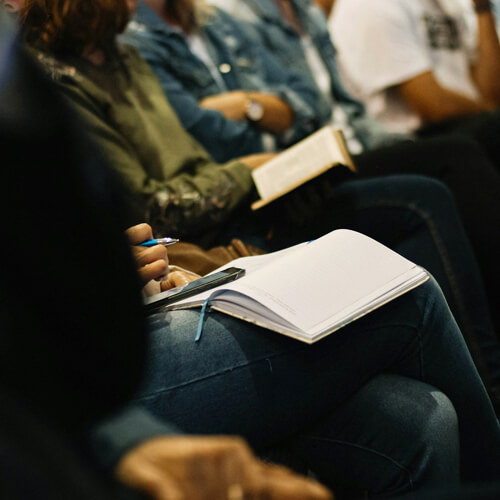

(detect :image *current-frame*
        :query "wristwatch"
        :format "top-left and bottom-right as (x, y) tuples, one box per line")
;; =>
(244, 97), (264, 122)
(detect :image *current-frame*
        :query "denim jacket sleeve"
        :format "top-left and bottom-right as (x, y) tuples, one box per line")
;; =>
(233, 18), (323, 146)
(133, 40), (267, 163)
(123, 10), (324, 161)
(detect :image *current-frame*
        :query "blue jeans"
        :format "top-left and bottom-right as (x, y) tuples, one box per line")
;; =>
(136, 279), (500, 496)
(227, 174), (500, 410)
(356, 136), (500, 335)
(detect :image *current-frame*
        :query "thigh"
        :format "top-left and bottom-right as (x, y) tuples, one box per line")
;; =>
(136, 280), (443, 447)
(356, 137), (500, 335)
(137, 278), (500, 480)
(137, 289), (428, 448)
(302, 175), (500, 398)
(421, 109), (500, 170)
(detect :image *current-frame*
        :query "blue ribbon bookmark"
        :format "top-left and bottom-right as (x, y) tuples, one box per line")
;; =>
(195, 290), (226, 342)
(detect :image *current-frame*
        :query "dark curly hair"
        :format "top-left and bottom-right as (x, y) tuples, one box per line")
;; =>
(20, 0), (130, 57)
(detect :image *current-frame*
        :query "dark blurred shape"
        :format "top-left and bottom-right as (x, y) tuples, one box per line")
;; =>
(0, 10), (146, 433)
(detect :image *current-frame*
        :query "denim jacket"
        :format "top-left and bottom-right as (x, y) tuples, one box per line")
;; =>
(122, 2), (323, 163)
(212, 0), (409, 150)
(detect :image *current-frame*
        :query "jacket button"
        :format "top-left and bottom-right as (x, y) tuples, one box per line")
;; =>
(219, 63), (232, 74)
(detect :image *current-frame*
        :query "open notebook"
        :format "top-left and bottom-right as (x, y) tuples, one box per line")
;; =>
(165, 230), (429, 343)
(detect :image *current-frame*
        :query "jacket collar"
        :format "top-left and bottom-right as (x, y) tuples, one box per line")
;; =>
(245, 0), (310, 29)
(132, 1), (182, 37)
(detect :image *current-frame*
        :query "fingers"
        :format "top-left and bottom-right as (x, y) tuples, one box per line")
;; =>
(160, 271), (196, 291)
(141, 259), (169, 284)
(125, 223), (154, 246)
(134, 244), (168, 283)
(248, 463), (333, 500)
(117, 451), (185, 500)
(134, 244), (167, 269)
(115, 436), (333, 500)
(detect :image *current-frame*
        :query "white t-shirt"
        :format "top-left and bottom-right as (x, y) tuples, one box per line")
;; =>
(330, 0), (479, 133)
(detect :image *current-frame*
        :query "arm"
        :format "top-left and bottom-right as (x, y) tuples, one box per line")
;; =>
(332, 0), (496, 122)
(397, 71), (494, 123)
(57, 84), (254, 237)
(233, 17), (323, 146)
(117, 436), (333, 500)
(398, 0), (500, 120)
(91, 408), (332, 500)
(124, 39), (270, 163)
(200, 90), (294, 134)
(471, 0), (500, 104)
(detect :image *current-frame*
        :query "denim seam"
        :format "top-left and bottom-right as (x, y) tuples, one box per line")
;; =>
(359, 200), (463, 319)
(134, 347), (303, 400)
(137, 324), (417, 400)
(301, 435), (414, 491)
(357, 199), (486, 377)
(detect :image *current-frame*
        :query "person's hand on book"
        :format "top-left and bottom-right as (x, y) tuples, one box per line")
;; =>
(239, 152), (277, 170)
(116, 435), (333, 500)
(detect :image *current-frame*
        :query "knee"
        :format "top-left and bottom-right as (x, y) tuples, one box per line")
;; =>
(401, 175), (456, 210)
(369, 175), (456, 219)
(369, 375), (460, 494)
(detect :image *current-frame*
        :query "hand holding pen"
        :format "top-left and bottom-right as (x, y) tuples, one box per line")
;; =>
(125, 223), (178, 285)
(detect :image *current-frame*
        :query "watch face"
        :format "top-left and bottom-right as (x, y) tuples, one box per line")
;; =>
(246, 100), (264, 121)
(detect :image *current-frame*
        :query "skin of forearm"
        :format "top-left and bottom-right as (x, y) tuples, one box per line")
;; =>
(408, 88), (491, 122)
(397, 72), (494, 122)
(246, 91), (294, 134)
(199, 91), (294, 133)
(471, 11), (500, 104)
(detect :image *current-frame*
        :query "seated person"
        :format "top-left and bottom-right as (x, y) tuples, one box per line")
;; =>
(10, 0), (500, 412)
(124, 223), (500, 496)
(330, 0), (500, 167)
(3, 7), (500, 497)
(0, 16), (330, 499)
(122, 0), (325, 163)
(209, 0), (500, 339)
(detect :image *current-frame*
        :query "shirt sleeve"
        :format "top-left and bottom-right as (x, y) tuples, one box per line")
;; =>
(331, 0), (433, 96)
(89, 406), (180, 470)
(232, 15), (323, 146)
(56, 83), (254, 238)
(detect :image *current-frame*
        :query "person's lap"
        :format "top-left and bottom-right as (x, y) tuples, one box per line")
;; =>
(135, 278), (500, 485)
(355, 135), (500, 335)
(417, 108), (500, 171)
(234, 174), (500, 403)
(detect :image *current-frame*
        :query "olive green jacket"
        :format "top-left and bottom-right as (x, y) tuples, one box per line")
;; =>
(32, 45), (254, 239)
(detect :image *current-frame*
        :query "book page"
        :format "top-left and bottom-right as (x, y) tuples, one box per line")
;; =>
(170, 230), (424, 338)
(251, 126), (348, 201)
(211, 230), (422, 333)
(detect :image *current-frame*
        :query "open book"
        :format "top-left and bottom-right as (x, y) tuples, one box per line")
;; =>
(251, 126), (356, 210)
(165, 230), (429, 343)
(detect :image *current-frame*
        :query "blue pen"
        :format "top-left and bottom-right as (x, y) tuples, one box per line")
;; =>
(139, 237), (180, 247)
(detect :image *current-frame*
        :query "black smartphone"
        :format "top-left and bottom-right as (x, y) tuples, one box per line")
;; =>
(143, 267), (246, 312)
